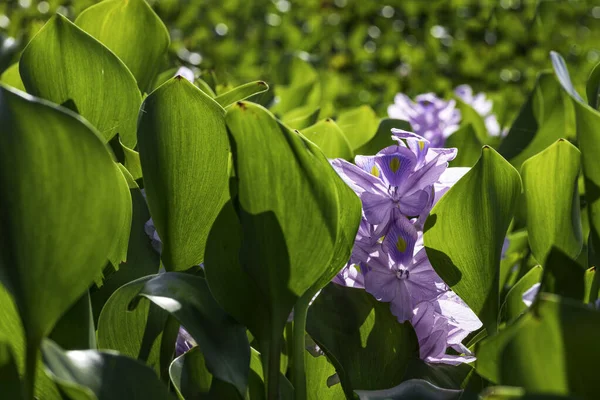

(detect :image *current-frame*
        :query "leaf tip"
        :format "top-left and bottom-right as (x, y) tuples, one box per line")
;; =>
(258, 81), (267, 86)
(236, 101), (247, 110)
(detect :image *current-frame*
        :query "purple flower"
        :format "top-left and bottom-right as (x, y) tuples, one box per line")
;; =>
(363, 217), (446, 322)
(387, 93), (461, 147)
(175, 326), (197, 357)
(412, 291), (481, 365)
(331, 133), (456, 230)
(522, 283), (540, 307)
(332, 263), (365, 289)
(454, 84), (504, 137)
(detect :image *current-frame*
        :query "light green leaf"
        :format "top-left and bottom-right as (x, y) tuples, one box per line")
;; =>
(131, 272), (250, 396)
(281, 105), (320, 130)
(355, 379), (464, 400)
(169, 347), (212, 399)
(302, 118), (354, 160)
(551, 52), (600, 269)
(305, 351), (344, 400)
(121, 140), (143, 181)
(97, 276), (168, 375)
(0, 63), (25, 92)
(336, 105), (380, 150)
(19, 14), (142, 147)
(424, 147), (522, 334)
(75, 0), (170, 92)
(0, 85), (131, 357)
(306, 284), (419, 397)
(499, 73), (574, 170)
(214, 80), (269, 108)
(42, 339), (173, 400)
(521, 140), (582, 263)
(500, 265), (542, 323)
(455, 98), (490, 144)
(137, 77), (230, 271)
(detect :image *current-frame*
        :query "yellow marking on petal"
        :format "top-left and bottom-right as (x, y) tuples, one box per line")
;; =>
(370, 165), (379, 177)
(396, 237), (407, 253)
(389, 157), (401, 173)
(418, 141), (425, 151)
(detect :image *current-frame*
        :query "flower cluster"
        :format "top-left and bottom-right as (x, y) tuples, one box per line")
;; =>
(331, 129), (481, 365)
(388, 85), (505, 148)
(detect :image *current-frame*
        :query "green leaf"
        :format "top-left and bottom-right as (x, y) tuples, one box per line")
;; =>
(49, 291), (96, 351)
(0, 63), (25, 92)
(520, 140), (582, 263)
(137, 77), (230, 271)
(306, 284), (419, 397)
(445, 124), (482, 167)
(271, 79), (319, 115)
(336, 105), (380, 150)
(214, 81), (269, 108)
(498, 73), (573, 169)
(500, 265), (542, 323)
(0, 342), (23, 399)
(305, 350), (344, 400)
(75, 0), (170, 92)
(131, 272), (250, 396)
(91, 188), (160, 322)
(121, 140), (143, 181)
(169, 347), (212, 399)
(455, 98), (489, 144)
(281, 105), (320, 130)
(19, 15), (141, 147)
(400, 358), (480, 390)
(477, 293), (600, 397)
(355, 379), (464, 400)
(356, 119), (411, 156)
(539, 247), (585, 301)
(302, 118), (354, 160)
(0, 85), (131, 352)
(479, 386), (576, 399)
(424, 147), (522, 334)
(551, 52), (600, 269)
(0, 285), (62, 399)
(97, 276), (168, 375)
(586, 61), (600, 110)
(42, 339), (174, 399)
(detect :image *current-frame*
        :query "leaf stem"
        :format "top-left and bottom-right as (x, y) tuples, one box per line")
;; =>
(23, 338), (38, 400)
(291, 293), (312, 400)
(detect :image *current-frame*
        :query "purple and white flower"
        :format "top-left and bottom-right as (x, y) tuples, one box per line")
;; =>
(454, 84), (505, 137)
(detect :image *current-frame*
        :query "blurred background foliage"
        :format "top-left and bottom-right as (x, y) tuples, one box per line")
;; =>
(0, 0), (599, 125)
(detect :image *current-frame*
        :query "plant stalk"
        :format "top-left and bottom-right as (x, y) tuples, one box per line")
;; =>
(292, 293), (312, 400)
(24, 338), (38, 400)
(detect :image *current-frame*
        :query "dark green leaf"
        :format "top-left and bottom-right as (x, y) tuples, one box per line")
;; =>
(355, 379), (464, 400)
(0, 342), (23, 399)
(137, 77), (230, 271)
(539, 247), (585, 301)
(586, 61), (600, 110)
(19, 15), (141, 146)
(356, 119), (411, 156)
(214, 81), (269, 108)
(500, 265), (542, 323)
(169, 347), (212, 399)
(42, 339), (173, 399)
(49, 291), (95, 351)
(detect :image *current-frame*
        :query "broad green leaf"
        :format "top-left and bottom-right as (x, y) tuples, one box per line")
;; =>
(355, 379), (464, 400)
(271, 78), (319, 115)
(500, 265), (542, 323)
(424, 147), (522, 334)
(91, 188), (160, 322)
(281, 105), (320, 130)
(356, 119), (411, 156)
(0, 342), (22, 399)
(0, 85), (131, 352)
(455, 98), (489, 144)
(539, 247), (585, 301)
(42, 339), (173, 400)
(400, 359), (481, 390)
(121, 141), (143, 181)
(305, 350), (344, 400)
(306, 284), (419, 397)
(500, 230), (530, 289)
(49, 292), (95, 351)
(477, 293), (600, 397)
(586, 61), (600, 110)
(131, 272), (250, 395)
(480, 386), (576, 399)
(75, 0), (170, 92)
(302, 118), (354, 160)
(19, 15), (141, 147)
(214, 80), (269, 108)
(137, 77), (229, 271)
(551, 52), (600, 269)
(169, 347), (212, 399)
(97, 276), (168, 375)
(0, 285), (62, 399)
(521, 140), (582, 263)
(498, 73), (573, 169)
(445, 124), (482, 167)
(0, 63), (25, 91)
(336, 105), (380, 150)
